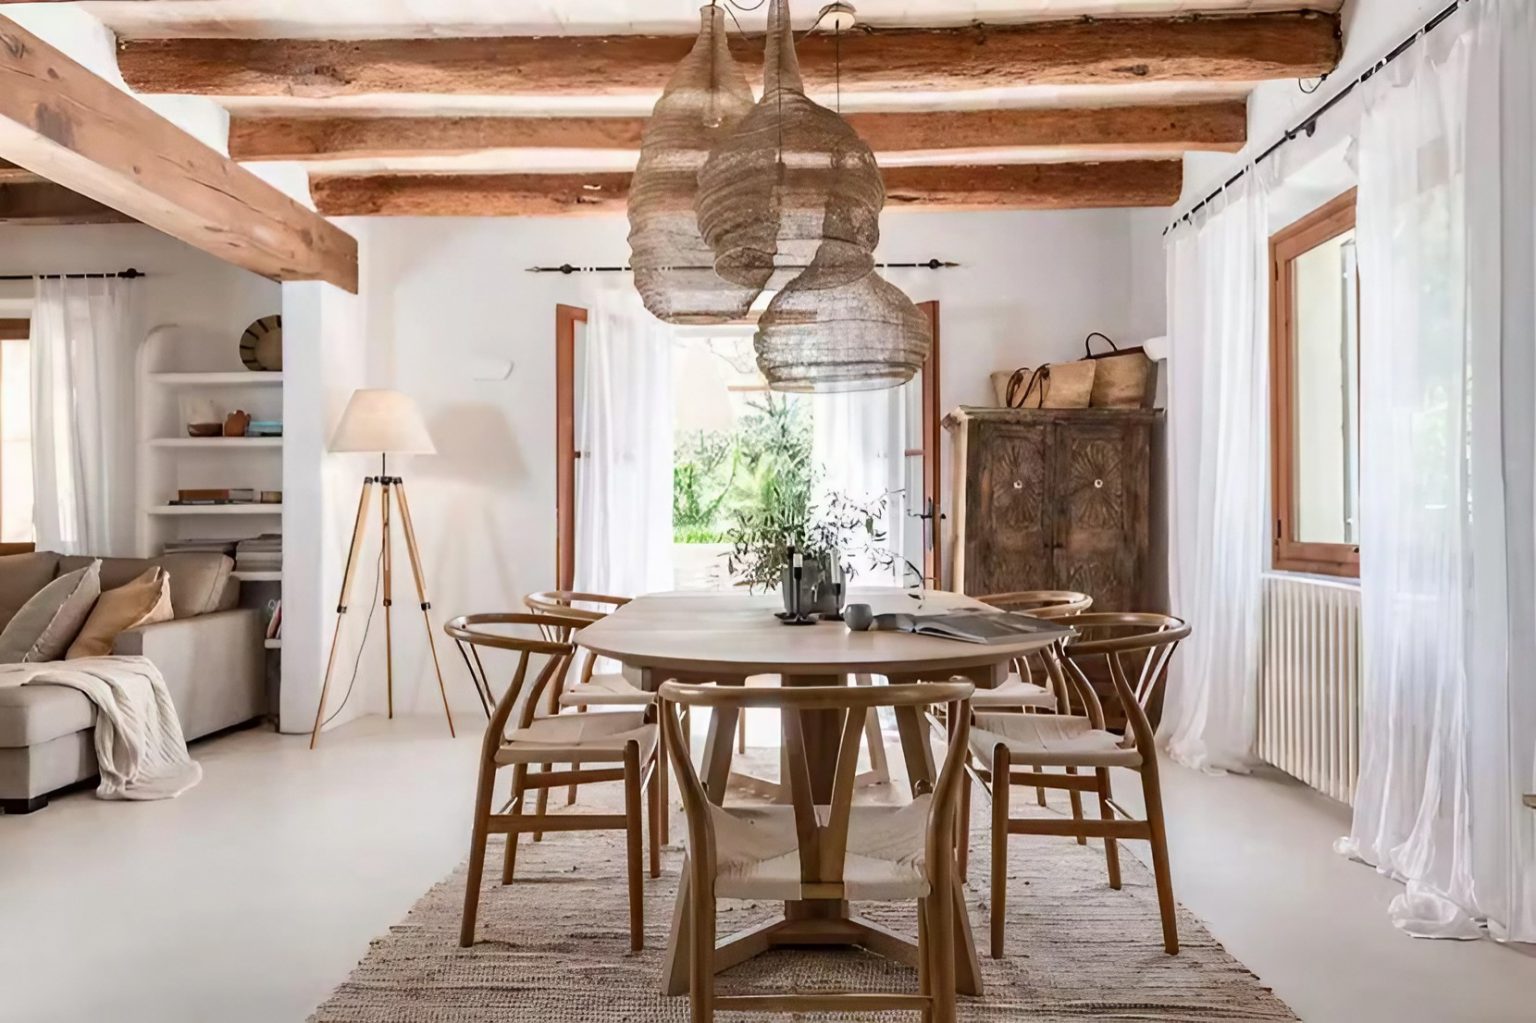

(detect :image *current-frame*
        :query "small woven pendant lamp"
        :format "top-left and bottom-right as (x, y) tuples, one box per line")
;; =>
(694, 0), (884, 294)
(627, 4), (760, 323)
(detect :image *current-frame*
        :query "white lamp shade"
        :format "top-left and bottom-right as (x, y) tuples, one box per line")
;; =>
(329, 388), (437, 455)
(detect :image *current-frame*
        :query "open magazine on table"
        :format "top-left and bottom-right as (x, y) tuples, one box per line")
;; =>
(871, 610), (1074, 645)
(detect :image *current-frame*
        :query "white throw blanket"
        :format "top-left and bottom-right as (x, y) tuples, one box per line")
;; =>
(4, 656), (202, 800)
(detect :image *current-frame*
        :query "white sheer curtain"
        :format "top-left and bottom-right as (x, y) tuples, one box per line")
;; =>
(29, 277), (139, 555)
(573, 295), (675, 598)
(811, 387), (907, 583)
(1341, 0), (1536, 943)
(1160, 170), (1274, 773)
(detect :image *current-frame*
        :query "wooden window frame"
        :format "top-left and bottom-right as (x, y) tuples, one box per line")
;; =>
(1269, 188), (1361, 578)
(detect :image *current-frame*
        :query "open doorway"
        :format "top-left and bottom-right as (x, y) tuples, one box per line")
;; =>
(555, 301), (941, 595)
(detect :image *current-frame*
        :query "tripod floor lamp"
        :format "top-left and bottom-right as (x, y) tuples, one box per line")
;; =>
(309, 388), (455, 748)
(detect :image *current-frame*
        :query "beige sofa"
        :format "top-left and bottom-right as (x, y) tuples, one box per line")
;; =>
(0, 551), (266, 813)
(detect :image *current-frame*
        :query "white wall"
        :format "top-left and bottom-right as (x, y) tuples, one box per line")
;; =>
(321, 206), (1165, 720)
(0, 224), (282, 555)
(1180, 0), (1453, 210)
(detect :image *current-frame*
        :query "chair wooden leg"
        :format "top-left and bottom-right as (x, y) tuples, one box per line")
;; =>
(624, 741), (645, 952)
(657, 717), (671, 848)
(533, 763), (551, 842)
(690, 882), (715, 1023)
(568, 704), (587, 806)
(501, 764), (528, 885)
(647, 753), (662, 879)
(1036, 782), (1047, 807)
(956, 768), (972, 883)
(460, 764), (498, 947)
(931, 865), (956, 1023)
(1096, 767), (1121, 890)
(990, 744), (1010, 960)
(736, 709), (747, 754)
(1143, 765), (1180, 955)
(1065, 765), (1086, 844)
(917, 897), (933, 1023)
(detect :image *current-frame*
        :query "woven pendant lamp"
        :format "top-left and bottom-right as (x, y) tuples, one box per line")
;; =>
(695, 0), (884, 294)
(627, 4), (760, 323)
(755, 244), (932, 393)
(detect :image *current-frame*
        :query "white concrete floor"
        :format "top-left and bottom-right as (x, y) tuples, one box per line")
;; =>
(1, 716), (1534, 1023)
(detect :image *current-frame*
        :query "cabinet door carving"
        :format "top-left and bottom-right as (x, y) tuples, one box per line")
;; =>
(1052, 421), (1148, 612)
(964, 422), (1049, 595)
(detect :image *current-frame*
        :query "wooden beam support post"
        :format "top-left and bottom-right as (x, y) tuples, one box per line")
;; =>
(228, 103), (1246, 162)
(309, 161), (1182, 217)
(121, 14), (1339, 97)
(0, 15), (357, 290)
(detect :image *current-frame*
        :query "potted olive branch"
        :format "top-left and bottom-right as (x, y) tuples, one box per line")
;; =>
(724, 474), (897, 614)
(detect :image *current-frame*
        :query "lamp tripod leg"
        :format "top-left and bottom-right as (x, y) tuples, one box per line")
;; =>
(311, 478), (376, 749)
(381, 477), (395, 719)
(394, 479), (456, 737)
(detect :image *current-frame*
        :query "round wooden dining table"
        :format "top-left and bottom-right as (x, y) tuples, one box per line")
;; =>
(578, 587), (1067, 998)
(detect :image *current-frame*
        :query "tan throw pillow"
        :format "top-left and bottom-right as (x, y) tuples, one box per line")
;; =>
(0, 561), (102, 663)
(66, 568), (173, 660)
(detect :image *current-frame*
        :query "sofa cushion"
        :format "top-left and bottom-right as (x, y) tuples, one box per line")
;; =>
(66, 568), (170, 660)
(58, 552), (237, 619)
(0, 552), (61, 631)
(0, 562), (101, 664)
(0, 666), (96, 747)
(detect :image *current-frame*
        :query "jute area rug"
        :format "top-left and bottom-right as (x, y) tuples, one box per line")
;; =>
(311, 777), (1295, 1022)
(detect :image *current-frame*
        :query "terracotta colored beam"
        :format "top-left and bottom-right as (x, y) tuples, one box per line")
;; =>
(308, 160), (1182, 216)
(228, 102), (1246, 162)
(121, 14), (1339, 97)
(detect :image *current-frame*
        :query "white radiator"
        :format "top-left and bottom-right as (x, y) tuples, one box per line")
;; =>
(1258, 575), (1362, 805)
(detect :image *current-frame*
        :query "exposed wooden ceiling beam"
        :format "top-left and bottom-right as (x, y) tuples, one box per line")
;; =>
(0, 180), (135, 225)
(0, 15), (357, 290)
(309, 161), (1182, 217)
(229, 102), (1246, 162)
(120, 13), (1338, 97)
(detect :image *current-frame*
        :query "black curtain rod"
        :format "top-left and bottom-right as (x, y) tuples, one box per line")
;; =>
(527, 258), (959, 274)
(1164, 0), (1467, 236)
(0, 268), (144, 282)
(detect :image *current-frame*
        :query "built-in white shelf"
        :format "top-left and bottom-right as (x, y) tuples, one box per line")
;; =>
(232, 570), (282, 582)
(263, 638), (282, 650)
(148, 504), (284, 517)
(148, 437), (283, 449)
(148, 371), (283, 386)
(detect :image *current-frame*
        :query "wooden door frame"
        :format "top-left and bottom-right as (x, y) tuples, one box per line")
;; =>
(918, 301), (942, 587)
(555, 304), (586, 592)
(554, 300), (942, 591)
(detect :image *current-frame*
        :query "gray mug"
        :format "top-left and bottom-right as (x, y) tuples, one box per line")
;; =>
(844, 603), (874, 631)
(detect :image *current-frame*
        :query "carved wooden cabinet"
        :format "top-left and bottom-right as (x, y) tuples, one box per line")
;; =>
(945, 407), (1163, 612)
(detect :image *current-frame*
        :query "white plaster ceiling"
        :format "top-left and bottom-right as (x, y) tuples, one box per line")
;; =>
(78, 0), (1344, 39)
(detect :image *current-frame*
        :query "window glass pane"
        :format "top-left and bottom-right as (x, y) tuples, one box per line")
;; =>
(1290, 228), (1360, 546)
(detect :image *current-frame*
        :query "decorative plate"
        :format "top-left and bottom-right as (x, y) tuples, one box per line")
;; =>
(240, 315), (283, 371)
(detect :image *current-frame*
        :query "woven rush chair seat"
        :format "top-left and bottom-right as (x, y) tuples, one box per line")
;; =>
(709, 798), (932, 901)
(495, 710), (658, 765)
(557, 670), (653, 708)
(970, 713), (1141, 768)
(970, 673), (1058, 711)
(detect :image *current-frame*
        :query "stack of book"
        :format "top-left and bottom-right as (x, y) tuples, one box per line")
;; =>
(235, 533), (283, 574)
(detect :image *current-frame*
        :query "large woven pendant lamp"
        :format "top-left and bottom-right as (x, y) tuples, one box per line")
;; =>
(695, 0), (884, 294)
(755, 242), (932, 393)
(627, 4), (760, 323)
